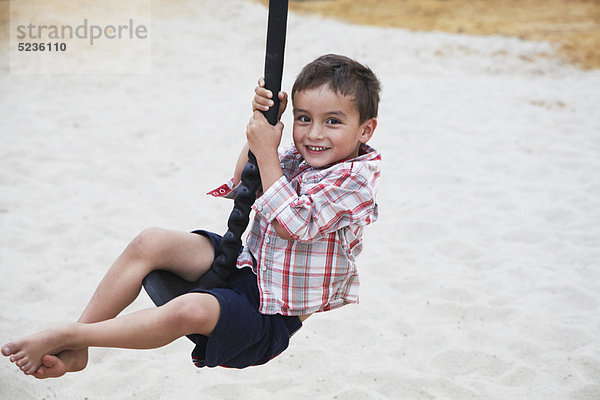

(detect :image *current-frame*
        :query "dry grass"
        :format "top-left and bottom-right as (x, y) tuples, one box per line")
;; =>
(256, 0), (600, 69)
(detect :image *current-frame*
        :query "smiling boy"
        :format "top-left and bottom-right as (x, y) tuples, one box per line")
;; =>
(238, 54), (381, 319)
(2, 54), (381, 376)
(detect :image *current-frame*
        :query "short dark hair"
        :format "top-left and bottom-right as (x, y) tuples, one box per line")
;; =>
(292, 54), (381, 124)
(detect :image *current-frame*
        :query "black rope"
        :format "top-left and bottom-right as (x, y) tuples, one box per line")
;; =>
(198, 0), (289, 288)
(262, 0), (288, 126)
(142, 1), (289, 310)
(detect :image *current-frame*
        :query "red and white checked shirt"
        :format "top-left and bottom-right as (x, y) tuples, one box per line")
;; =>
(208, 144), (381, 316)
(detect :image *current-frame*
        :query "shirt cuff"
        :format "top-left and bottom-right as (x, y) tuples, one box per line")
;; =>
(252, 175), (297, 223)
(207, 178), (237, 199)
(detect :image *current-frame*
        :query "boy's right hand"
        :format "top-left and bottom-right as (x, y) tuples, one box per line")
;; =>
(252, 78), (288, 121)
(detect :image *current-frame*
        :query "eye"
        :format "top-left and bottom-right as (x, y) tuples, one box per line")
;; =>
(296, 115), (311, 123)
(326, 117), (342, 125)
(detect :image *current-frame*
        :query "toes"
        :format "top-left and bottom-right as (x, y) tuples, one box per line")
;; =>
(3, 341), (44, 376)
(10, 350), (26, 363)
(15, 356), (40, 375)
(1, 345), (12, 356)
(41, 354), (61, 370)
(18, 362), (30, 373)
(20, 361), (39, 375)
(17, 359), (30, 371)
(33, 355), (58, 379)
(33, 367), (47, 379)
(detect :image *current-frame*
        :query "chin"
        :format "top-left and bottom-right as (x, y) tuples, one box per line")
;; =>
(305, 158), (332, 168)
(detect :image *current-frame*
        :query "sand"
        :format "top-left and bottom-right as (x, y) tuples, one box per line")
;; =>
(1, 0), (600, 399)
(277, 0), (600, 70)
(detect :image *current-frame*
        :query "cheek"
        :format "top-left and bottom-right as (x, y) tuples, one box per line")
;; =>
(331, 131), (359, 153)
(329, 131), (350, 147)
(292, 125), (304, 143)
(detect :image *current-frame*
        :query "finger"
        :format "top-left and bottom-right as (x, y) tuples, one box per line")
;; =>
(254, 85), (273, 99)
(277, 92), (288, 120)
(257, 77), (265, 87)
(254, 93), (274, 106)
(252, 98), (272, 112)
(279, 91), (288, 107)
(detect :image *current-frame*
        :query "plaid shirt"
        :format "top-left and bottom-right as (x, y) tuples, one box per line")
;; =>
(208, 144), (381, 315)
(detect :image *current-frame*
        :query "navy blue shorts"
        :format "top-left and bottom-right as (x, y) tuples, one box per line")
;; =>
(189, 230), (302, 369)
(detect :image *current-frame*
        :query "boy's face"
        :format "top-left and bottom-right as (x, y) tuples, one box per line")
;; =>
(292, 84), (376, 168)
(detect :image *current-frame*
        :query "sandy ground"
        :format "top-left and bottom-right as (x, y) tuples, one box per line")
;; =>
(1, 0), (600, 399)
(269, 0), (600, 70)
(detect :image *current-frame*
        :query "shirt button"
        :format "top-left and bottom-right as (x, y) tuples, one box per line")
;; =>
(264, 237), (271, 244)
(261, 265), (267, 271)
(256, 205), (263, 212)
(264, 212), (271, 219)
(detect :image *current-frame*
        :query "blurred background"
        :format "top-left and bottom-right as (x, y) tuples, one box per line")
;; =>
(256, 0), (599, 69)
(1, 0), (598, 70)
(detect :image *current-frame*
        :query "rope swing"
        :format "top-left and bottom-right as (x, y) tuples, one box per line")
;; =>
(142, 1), (289, 322)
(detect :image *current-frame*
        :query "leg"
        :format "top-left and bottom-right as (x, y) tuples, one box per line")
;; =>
(2, 293), (220, 375)
(79, 227), (215, 324)
(4, 228), (215, 377)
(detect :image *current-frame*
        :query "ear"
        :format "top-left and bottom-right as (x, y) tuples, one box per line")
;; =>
(359, 118), (377, 143)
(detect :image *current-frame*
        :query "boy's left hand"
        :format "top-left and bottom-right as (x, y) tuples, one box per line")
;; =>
(246, 110), (284, 160)
(252, 78), (288, 122)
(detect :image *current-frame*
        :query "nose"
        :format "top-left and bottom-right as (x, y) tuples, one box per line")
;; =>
(306, 124), (323, 140)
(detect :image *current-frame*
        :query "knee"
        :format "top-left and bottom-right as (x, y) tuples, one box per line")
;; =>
(123, 227), (168, 262)
(167, 294), (220, 336)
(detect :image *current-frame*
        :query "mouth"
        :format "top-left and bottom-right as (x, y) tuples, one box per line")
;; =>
(305, 145), (330, 153)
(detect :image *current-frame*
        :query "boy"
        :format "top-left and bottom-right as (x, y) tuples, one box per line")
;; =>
(2, 54), (381, 377)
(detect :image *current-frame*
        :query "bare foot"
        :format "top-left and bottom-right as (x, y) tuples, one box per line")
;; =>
(2, 324), (75, 375)
(33, 349), (89, 379)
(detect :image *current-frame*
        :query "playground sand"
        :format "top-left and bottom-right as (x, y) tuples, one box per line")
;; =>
(279, 0), (600, 70)
(1, 0), (600, 399)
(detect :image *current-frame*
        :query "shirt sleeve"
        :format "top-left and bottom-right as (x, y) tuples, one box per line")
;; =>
(252, 167), (378, 243)
(277, 145), (302, 179)
(207, 146), (300, 200)
(207, 178), (238, 199)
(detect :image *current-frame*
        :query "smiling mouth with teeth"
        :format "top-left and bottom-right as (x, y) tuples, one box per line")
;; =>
(306, 145), (329, 152)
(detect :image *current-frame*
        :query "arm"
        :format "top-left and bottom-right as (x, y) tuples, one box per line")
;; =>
(246, 111), (293, 240)
(233, 78), (287, 186)
(246, 79), (292, 239)
(253, 168), (378, 243)
(232, 143), (249, 186)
